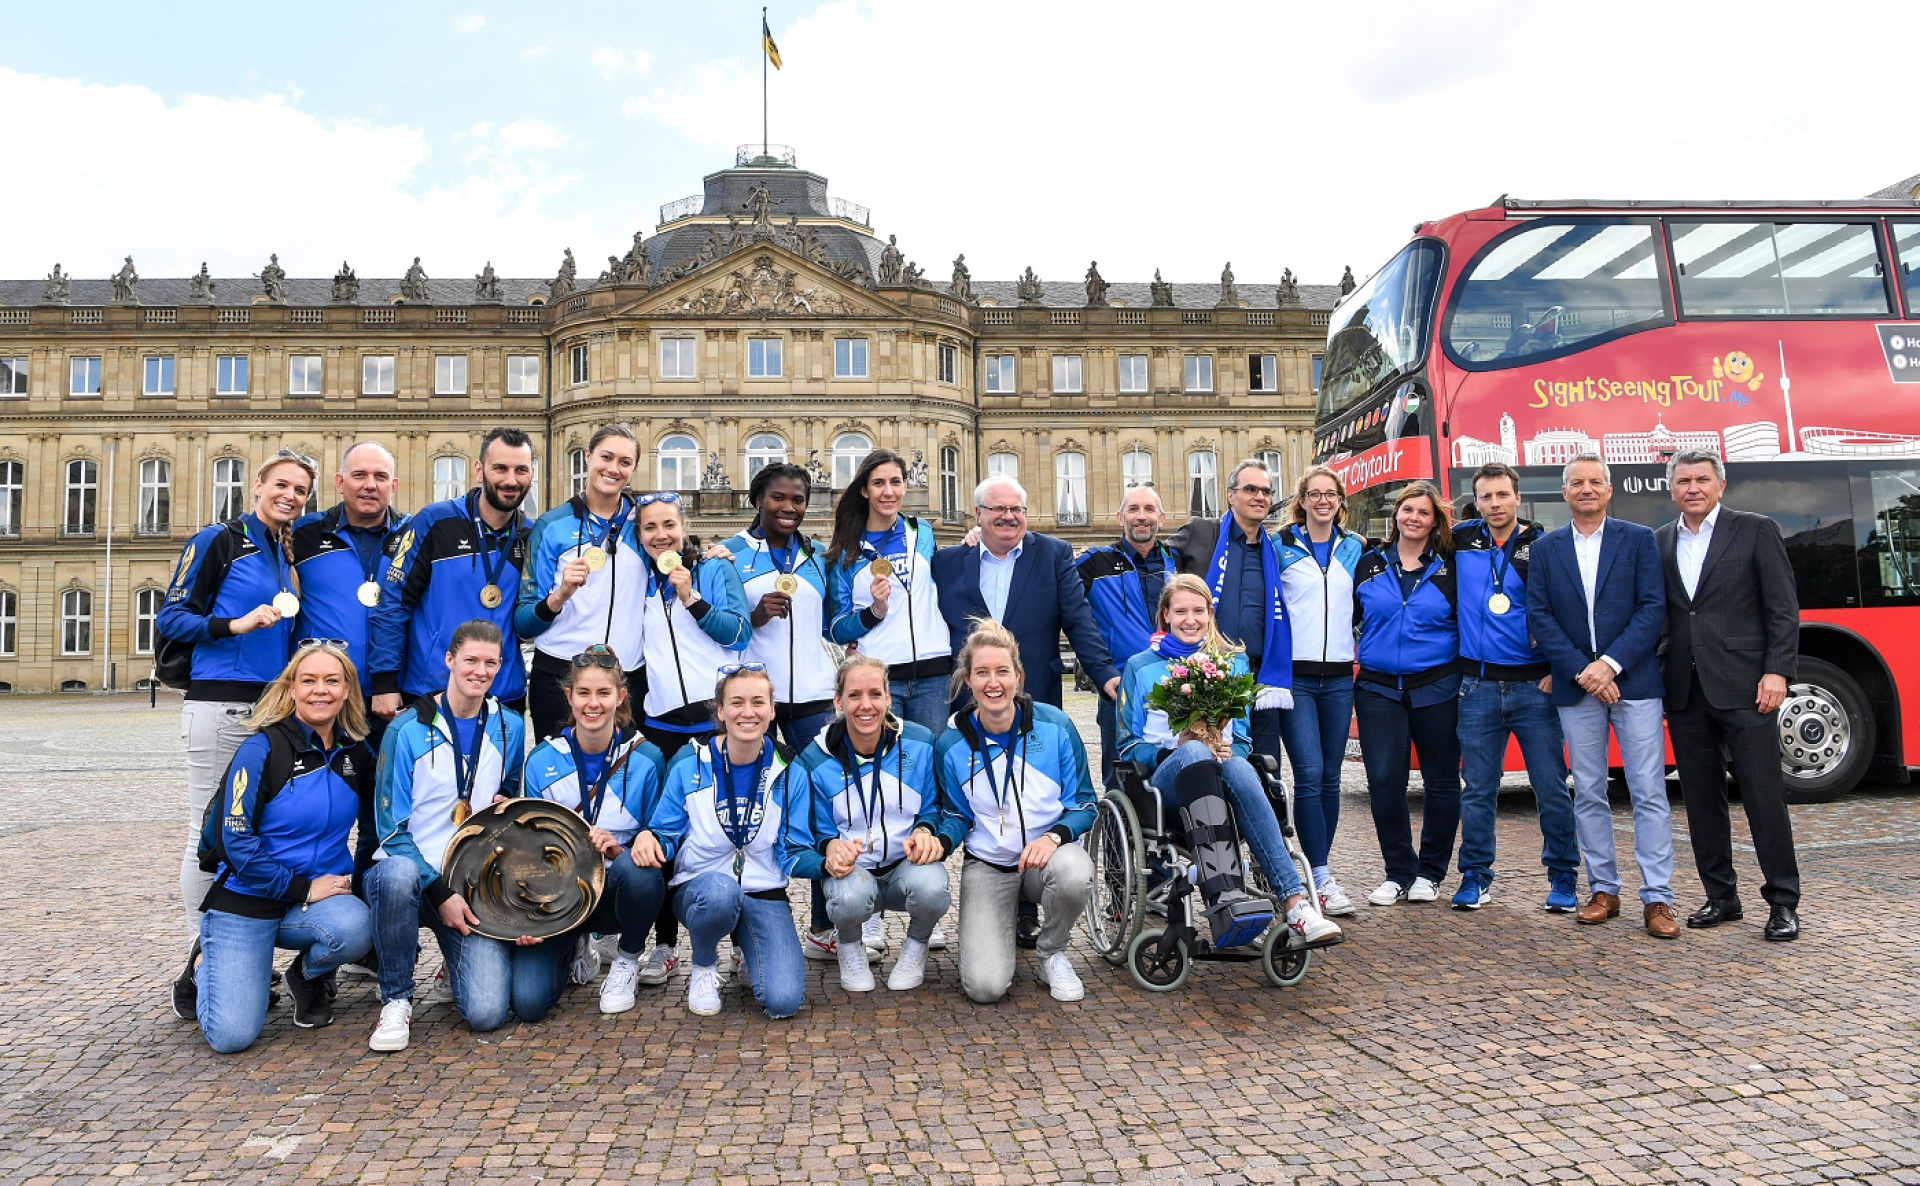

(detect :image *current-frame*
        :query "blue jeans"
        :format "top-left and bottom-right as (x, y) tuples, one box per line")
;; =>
(824, 860), (952, 944)
(1096, 694), (1120, 791)
(507, 860), (668, 1021)
(1150, 741), (1304, 900)
(889, 676), (950, 734)
(1559, 695), (1673, 905)
(1248, 705), (1283, 774)
(1456, 676), (1578, 879)
(674, 871), (806, 1019)
(1354, 685), (1462, 887)
(196, 896), (371, 1053)
(1276, 674), (1353, 871)
(364, 857), (513, 1031)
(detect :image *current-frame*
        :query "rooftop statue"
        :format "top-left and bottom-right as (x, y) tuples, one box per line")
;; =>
(1216, 261), (1238, 308)
(1149, 269), (1174, 308)
(474, 261), (501, 302)
(333, 261), (361, 304)
(550, 249), (577, 300)
(1084, 261), (1108, 308)
(400, 257), (431, 302)
(1277, 268), (1300, 307)
(189, 263), (216, 303)
(257, 254), (287, 303)
(42, 263), (69, 305)
(878, 235), (904, 286)
(110, 256), (139, 304)
(948, 254), (973, 303)
(1339, 265), (1357, 295)
(619, 233), (651, 286)
(1017, 266), (1044, 306)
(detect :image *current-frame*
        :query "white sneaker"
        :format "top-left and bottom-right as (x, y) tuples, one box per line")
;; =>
(599, 955), (641, 1014)
(337, 960), (376, 981)
(686, 965), (723, 1016)
(837, 940), (875, 992)
(369, 999), (412, 1052)
(802, 928), (838, 961)
(887, 937), (930, 990)
(1407, 877), (1439, 902)
(421, 966), (454, 1004)
(862, 913), (887, 956)
(592, 933), (620, 966)
(569, 933), (601, 985)
(1319, 882), (1358, 917)
(1369, 880), (1407, 906)
(635, 944), (678, 987)
(1287, 901), (1343, 947)
(1035, 951), (1084, 1002)
(926, 926), (948, 950)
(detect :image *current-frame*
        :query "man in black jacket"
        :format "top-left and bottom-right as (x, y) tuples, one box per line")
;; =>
(1655, 449), (1803, 941)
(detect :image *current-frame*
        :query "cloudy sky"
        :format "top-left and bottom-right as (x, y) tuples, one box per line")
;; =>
(4, 1), (1911, 291)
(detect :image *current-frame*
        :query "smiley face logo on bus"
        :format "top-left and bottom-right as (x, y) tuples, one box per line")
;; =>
(1712, 351), (1765, 392)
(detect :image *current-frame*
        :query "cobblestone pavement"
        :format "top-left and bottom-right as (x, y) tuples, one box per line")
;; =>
(2, 692), (1916, 1185)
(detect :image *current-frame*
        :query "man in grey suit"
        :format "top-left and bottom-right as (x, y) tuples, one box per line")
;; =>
(1656, 449), (1803, 941)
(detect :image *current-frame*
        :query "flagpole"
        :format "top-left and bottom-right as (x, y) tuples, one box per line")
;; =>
(762, 7), (768, 158)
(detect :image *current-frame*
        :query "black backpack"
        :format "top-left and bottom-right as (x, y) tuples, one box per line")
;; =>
(195, 724), (299, 875)
(155, 520), (250, 690)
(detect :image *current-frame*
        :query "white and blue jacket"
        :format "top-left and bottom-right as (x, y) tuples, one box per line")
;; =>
(520, 727), (665, 850)
(790, 719), (943, 877)
(825, 515), (952, 678)
(514, 495), (646, 673)
(725, 528), (837, 715)
(205, 718), (373, 919)
(290, 504), (409, 690)
(1076, 539), (1180, 669)
(636, 556), (753, 731)
(1115, 644), (1254, 769)
(373, 695), (527, 907)
(158, 514), (298, 701)
(930, 698), (1097, 868)
(1275, 524), (1367, 672)
(650, 737), (814, 893)
(1453, 518), (1550, 680)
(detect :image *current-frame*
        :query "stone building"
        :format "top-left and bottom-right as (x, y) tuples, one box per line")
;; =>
(0, 145), (1338, 693)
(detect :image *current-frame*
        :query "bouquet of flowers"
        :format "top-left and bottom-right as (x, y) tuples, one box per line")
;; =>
(1145, 646), (1260, 750)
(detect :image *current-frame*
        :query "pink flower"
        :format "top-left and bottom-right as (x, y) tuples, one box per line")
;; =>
(1180, 683), (1194, 695)
(1169, 664), (1188, 678)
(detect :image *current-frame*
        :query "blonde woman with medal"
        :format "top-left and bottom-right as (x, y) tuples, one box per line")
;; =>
(159, 447), (318, 1019)
(633, 665), (815, 1019)
(362, 620), (529, 1053)
(631, 491), (753, 764)
(517, 425), (647, 743)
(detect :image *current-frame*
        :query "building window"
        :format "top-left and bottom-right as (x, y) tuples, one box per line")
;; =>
(134, 587), (162, 656)
(433, 456), (465, 502)
(748, 338), (783, 378)
(984, 355), (1015, 393)
(0, 460), (20, 536)
(61, 588), (92, 656)
(289, 354), (322, 396)
(1187, 452), (1218, 518)
(508, 355), (540, 395)
(658, 434), (699, 491)
(1184, 354), (1214, 393)
(523, 462), (540, 517)
(0, 589), (14, 656)
(834, 338), (869, 379)
(216, 354), (249, 396)
(137, 457), (170, 535)
(831, 433), (872, 489)
(64, 458), (97, 535)
(1055, 453), (1087, 525)
(571, 343), (591, 385)
(938, 344), (957, 385)
(568, 448), (589, 495)
(363, 355), (396, 396)
(987, 452), (1018, 481)
(1311, 355), (1323, 394)
(1051, 354), (1083, 394)
(1254, 449), (1283, 491)
(213, 457), (246, 521)
(1118, 354), (1148, 394)
(1250, 354), (1278, 393)
(70, 356), (102, 396)
(1123, 450), (1153, 490)
(143, 355), (175, 396)
(745, 433), (787, 481)
(940, 445), (960, 520)
(435, 354), (467, 395)
(659, 338), (696, 379)
(0, 356), (26, 396)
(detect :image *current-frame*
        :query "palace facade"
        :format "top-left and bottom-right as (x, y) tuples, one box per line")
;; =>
(0, 146), (1341, 693)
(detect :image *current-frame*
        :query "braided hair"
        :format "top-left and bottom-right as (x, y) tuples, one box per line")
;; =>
(748, 461), (812, 508)
(254, 454), (318, 595)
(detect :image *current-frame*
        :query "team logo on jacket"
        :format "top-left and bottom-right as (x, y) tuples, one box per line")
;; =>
(339, 755), (355, 777)
(1026, 734), (1046, 757)
(1513, 545), (1530, 562)
(387, 530), (416, 581)
(229, 767), (249, 816)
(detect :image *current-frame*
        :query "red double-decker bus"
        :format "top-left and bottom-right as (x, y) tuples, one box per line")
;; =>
(1314, 197), (1920, 800)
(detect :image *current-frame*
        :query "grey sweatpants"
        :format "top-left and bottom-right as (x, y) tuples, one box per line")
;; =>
(180, 700), (256, 935)
(956, 843), (1093, 1004)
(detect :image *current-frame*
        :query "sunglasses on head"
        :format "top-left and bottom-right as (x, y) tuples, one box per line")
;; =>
(273, 447), (319, 471)
(717, 662), (768, 677)
(295, 637), (349, 652)
(570, 645), (620, 670)
(636, 492), (682, 506)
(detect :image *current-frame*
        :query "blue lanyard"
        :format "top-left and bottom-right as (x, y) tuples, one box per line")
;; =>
(562, 728), (622, 825)
(713, 739), (772, 852)
(469, 504), (515, 591)
(972, 718), (1021, 835)
(1488, 531), (1517, 596)
(440, 696), (490, 808)
(587, 497), (634, 558)
(844, 732), (890, 831)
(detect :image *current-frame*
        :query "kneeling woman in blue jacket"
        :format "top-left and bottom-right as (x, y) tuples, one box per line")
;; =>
(519, 644), (668, 1017)
(1115, 574), (1342, 948)
(634, 665), (815, 1019)
(196, 641), (374, 1053)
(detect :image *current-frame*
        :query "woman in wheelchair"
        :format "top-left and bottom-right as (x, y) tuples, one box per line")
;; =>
(1115, 575), (1343, 950)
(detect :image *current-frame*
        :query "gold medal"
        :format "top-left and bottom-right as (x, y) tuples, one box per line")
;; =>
(480, 583), (503, 609)
(271, 591), (301, 618)
(1487, 592), (1512, 615)
(583, 545), (608, 572)
(357, 581), (381, 608)
(450, 799), (471, 826)
(869, 557), (893, 579)
(773, 573), (798, 595)
(656, 550), (682, 573)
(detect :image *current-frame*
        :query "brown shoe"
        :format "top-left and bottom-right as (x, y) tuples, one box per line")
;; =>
(1644, 902), (1680, 939)
(1576, 891), (1621, 925)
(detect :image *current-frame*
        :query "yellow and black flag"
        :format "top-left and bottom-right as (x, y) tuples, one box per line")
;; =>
(763, 16), (782, 69)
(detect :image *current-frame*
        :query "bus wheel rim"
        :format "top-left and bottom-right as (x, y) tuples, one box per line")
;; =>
(1779, 683), (1851, 780)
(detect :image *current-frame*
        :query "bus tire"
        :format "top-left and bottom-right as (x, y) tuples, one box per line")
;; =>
(1778, 657), (1873, 804)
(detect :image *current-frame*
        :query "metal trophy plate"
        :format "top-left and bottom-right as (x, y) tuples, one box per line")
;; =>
(440, 798), (606, 941)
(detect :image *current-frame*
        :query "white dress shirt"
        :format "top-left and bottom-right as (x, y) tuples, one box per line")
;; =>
(1570, 516), (1622, 673)
(1675, 503), (1720, 601)
(979, 537), (1025, 623)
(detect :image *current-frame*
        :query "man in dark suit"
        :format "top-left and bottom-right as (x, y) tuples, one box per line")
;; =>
(1525, 453), (1679, 938)
(1656, 448), (1802, 941)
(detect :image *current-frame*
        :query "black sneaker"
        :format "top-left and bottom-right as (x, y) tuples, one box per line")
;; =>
(170, 939), (201, 1020)
(283, 955), (334, 1029)
(1015, 914), (1040, 950)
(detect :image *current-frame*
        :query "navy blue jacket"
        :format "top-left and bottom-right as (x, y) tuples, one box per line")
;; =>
(1453, 518), (1549, 679)
(205, 718), (373, 920)
(931, 532), (1118, 707)
(1076, 538), (1178, 669)
(290, 504), (408, 692)
(1525, 517), (1667, 706)
(158, 514), (297, 701)
(1352, 546), (1459, 686)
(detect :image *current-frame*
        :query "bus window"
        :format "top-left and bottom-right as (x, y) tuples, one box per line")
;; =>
(1860, 467), (1920, 604)
(1671, 222), (1888, 317)
(1888, 222), (1920, 316)
(1444, 219), (1667, 369)
(1318, 239), (1444, 421)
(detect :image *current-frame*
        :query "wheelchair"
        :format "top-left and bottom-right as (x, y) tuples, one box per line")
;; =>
(1082, 752), (1335, 992)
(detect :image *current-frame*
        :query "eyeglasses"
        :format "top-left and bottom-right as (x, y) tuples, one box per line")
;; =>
(1232, 484), (1274, 498)
(977, 504), (1027, 516)
(571, 645), (620, 670)
(1302, 490), (1342, 502)
(717, 662), (768, 676)
(636, 492), (682, 506)
(295, 637), (349, 651)
(273, 447), (319, 471)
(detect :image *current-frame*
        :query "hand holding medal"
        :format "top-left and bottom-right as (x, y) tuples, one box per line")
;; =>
(548, 554), (591, 612)
(656, 547), (696, 605)
(867, 555), (894, 617)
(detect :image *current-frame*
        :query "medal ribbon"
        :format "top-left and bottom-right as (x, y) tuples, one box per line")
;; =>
(589, 496), (634, 561)
(1488, 533), (1517, 599)
(972, 718), (1022, 837)
(440, 695), (491, 811)
(247, 519), (293, 598)
(563, 728), (625, 825)
(844, 730), (888, 842)
(714, 738), (772, 855)
(469, 497), (515, 593)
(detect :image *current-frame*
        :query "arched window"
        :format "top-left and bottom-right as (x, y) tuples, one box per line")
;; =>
(1055, 453), (1087, 525)
(569, 448), (588, 496)
(1254, 449), (1283, 493)
(137, 458), (170, 535)
(64, 459), (97, 536)
(1187, 451), (1218, 518)
(213, 457), (245, 522)
(939, 446), (960, 521)
(432, 455), (465, 502)
(831, 433), (872, 490)
(1122, 448), (1153, 490)
(987, 452), (1019, 481)
(134, 587), (163, 655)
(745, 434), (787, 482)
(61, 588), (92, 656)
(658, 434), (699, 491)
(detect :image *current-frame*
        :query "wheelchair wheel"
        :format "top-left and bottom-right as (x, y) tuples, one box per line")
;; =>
(1261, 928), (1311, 988)
(1127, 928), (1191, 992)
(1084, 790), (1145, 965)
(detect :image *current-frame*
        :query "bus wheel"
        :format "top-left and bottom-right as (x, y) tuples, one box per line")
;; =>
(1779, 657), (1874, 804)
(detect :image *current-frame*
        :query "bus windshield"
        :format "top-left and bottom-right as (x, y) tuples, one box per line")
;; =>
(1318, 239), (1444, 419)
